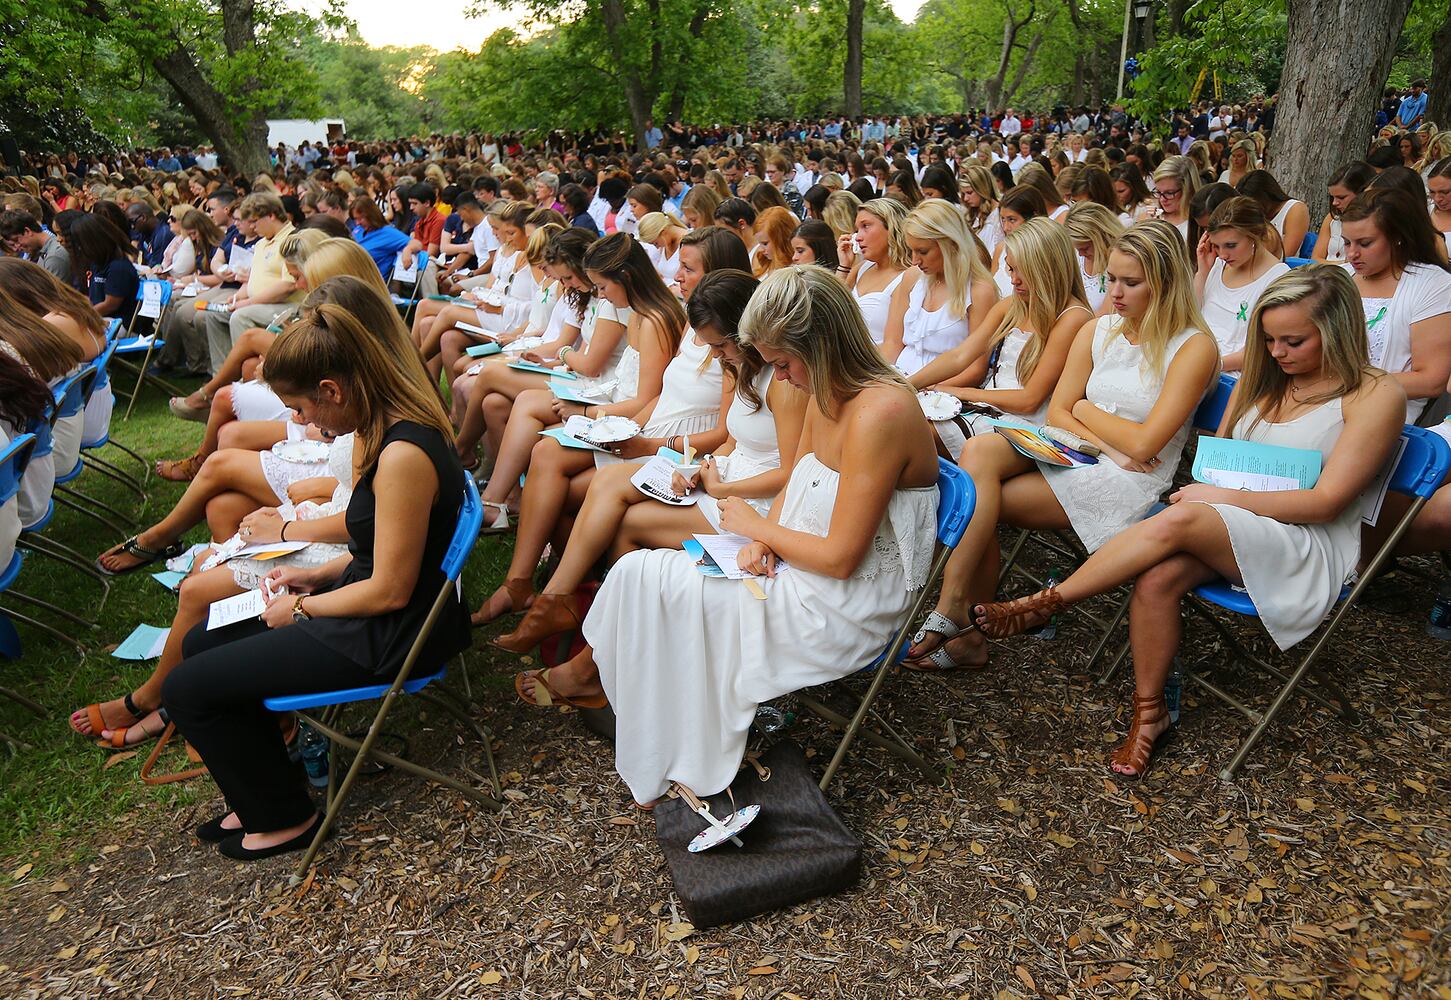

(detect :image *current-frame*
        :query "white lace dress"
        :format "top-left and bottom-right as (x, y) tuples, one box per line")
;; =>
(230, 433), (355, 589)
(1041, 316), (1204, 551)
(933, 327), (1049, 459)
(696, 368), (781, 528)
(258, 423), (333, 503)
(586, 451), (939, 802)
(1193, 400), (1358, 650)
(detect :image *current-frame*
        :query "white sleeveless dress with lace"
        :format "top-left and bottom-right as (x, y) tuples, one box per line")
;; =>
(585, 451), (938, 803)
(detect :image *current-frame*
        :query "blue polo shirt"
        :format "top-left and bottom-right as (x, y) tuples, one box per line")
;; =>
(356, 225), (412, 276)
(1398, 92), (1427, 125)
(89, 258), (140, 321)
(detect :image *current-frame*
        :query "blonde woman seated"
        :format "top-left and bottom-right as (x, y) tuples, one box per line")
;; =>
(960, 164), (1003, 256)
(1064, 202), (1125, 315)
(420, 203), (537, 379)
(907, 222), (1220, 671)
(152, 238), (383, 483)
(494, 269), (806, 663)
(1195, 197), (1291, 372)
(882, 199), (997, 377)
(835, 198), (912, 345)
(472, 234), (684, 621)
(637, 212), (688, 285)
(909, 218), (1092, 460)
(451, 228), (615, 473)
(974, 266), (1404, 777)
(546, 266), (940, 807)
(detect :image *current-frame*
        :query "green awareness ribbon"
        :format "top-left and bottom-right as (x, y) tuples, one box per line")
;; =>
(1367, 306), (1387, 329)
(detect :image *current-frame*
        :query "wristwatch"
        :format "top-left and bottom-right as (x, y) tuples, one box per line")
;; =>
(292, 596), (312, 624)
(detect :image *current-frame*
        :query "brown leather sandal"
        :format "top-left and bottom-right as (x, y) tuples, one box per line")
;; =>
(140, 716), (208, 785)
(1109, 693), (1175, 780)
(155, 453), (206, 482)
(974, 587), (1066, 639)
(492, 591), (582, 653)
(470, 578), (535, 628)
(513, 667), (607, 710)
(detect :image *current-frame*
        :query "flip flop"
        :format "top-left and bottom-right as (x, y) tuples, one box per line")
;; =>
(903, 611), (983, 672)
(95, 536), (185, 577)
(95, 708), (166, 750)
(73, 692), (143, 738)
(514, 668), (607, 710)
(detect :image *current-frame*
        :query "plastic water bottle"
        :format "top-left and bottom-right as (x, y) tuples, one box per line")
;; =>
(1164, 660), (1183, 725)
(1029, 571), (1061, 639)
(299, 723), (330, 788)
(754, 697), (797, 734)
(1429, 580), (1451, 640)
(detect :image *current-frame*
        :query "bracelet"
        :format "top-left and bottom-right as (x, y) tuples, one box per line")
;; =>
(279, 521), (288, 542)
(558, 345), (574, 360)
(836, 265), (851, 273)
(666, 435), (677, 453)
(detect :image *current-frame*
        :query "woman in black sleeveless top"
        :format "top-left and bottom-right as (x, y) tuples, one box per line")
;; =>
(164, 278), (468, 861)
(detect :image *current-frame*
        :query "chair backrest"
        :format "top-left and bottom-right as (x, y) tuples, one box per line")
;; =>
(1297, 231), (1317, 257)
(52, 365), (97, 422)
(441, 476), (484, 582)
(1388, 425), (1451, 501)
(934, 458), (975, 549)
(0, 434), (37, 506)
(89, 333), (121, 395)
(1285, 256), (1314, 269)
(1194, 372), (1237, 432)
(135, 278), (174, 308)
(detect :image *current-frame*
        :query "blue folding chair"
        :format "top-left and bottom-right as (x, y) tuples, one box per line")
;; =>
(49, 365), (134, 538)
(1285, 256), (1315, 269)
(1185, 426), (1451, 779)
(1297, 231), (1317, 257)
(796, 459), (976, 792)
(263, 476), (500, 879)
(113, 280), (186, 419)
(1, 430), (90, 655)
(79, 322), (151, 501)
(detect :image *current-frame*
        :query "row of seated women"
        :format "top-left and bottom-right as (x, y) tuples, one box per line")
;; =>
(62, 178), (1451, 857)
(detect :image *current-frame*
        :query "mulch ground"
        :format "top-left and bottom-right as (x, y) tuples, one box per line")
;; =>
(2, 560), (1449, 1000)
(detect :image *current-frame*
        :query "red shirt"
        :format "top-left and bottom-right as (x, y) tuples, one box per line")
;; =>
(412, 206), (445, 252)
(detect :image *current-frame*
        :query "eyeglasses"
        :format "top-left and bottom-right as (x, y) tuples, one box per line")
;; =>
(1155, 189), (1182, 201)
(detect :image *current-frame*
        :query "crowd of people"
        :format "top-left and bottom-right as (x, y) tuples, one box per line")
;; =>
(3, 88), (1449, 861)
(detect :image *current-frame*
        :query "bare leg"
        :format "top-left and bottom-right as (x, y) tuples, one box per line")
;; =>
(411, 297), (449, 346)
(205, 490), (261, 541)
(157, 385), (238, 481)
(1055, 503), (1244, 604)
(1385, 482), (1451, 558)
(438, 328), (476, 377)
(216, 419), (289, 452)
(190, 328), (276, 403)
(480, 389), (560, 506)
(99, 450), (280, 572)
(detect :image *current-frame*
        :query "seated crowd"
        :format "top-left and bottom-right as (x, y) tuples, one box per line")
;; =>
(2, 106), (1449, 861)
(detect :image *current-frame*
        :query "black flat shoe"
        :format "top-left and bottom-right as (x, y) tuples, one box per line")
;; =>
(195, 812), (242, 843)
(217, 814), (327, 861)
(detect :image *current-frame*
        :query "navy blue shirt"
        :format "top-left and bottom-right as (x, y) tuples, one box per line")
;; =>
(136, 223), (174, 268)
(89, 258), (140, 321)
(570, 211), (601, 236)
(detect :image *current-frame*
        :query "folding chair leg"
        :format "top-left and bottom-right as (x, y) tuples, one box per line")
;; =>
(1085, 591), (1131, 674)
(1220, 644), (1341, 781)
(81, 455), (148, 501)
(4, 589), (102, 631)
(52, 493), (129, 538)
(19, 535), (112, 586)
(104, 439), (153, 482)
(797, 693), (944, 786)
(414, 688), (502, 799)
(1095, 637), (1131, 687)
(0, 683), (44, 715)
(997, 529), (1031, 588)
(56, 487), (137, 533)
(0, 602), (86, 652)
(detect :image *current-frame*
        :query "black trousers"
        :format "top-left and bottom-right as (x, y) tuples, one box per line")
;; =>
(162, 618), (377, 833)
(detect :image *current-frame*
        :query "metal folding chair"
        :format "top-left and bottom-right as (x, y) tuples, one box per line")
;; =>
(1285, 256), (1314, 268)
(1188, 425), (1451, 780)
(796, 459), (976, 793)
(113, 280), (187, 420)
(263, 476), (500, 880)
(0, 433), (47, 747)
(390, 252), (431, 326)
(50, 366), (136, 538)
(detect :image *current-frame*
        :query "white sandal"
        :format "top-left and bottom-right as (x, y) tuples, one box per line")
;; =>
(904, 611), (983, 673)
(481, 500), (513, 535)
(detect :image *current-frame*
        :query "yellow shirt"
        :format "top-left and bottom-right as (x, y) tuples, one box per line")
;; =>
(244, 222), (304, 303)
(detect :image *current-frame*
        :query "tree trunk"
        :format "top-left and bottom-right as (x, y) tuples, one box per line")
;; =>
(1430, 5), (1451, 131)
(1270, 0), (1413, 219)
(664, 3), (710, 126)
(1002, 31), (1044, 106)
(844, 0), (865, 118)
(151, 49), (270, 176)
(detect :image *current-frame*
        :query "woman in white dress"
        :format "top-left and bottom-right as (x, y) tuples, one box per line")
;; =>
(1236, 169), (1309, 260)
(834, 198), (911, 345)
(523, 266), (940, 807)
(990, 186), (1048, 297)
(1194, 196), (1291, 372)
(1111, 162), (1158, 223)
(472, 233), (687, 623)
(1311, 161), (1374, 264)
(493, 270), (807, 654)
(974, 266), (1405, 777)
(1216, 139), (1257, 188)
(637, 211), (688, 287)
(1341, 188), (1451, 422)
(1065, 202), (1124, 315)
(910, 217), (1091, 465)
(883, 200), (997, 376)
(1018, 163), (1070, 222)
(960, 164), (1003, 256)
(417, 202), (532, 376)
(907, 222), (1219, 671)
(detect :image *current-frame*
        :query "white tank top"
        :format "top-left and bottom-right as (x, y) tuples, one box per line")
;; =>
(897, 277), (971, 376)
(1200, 259), (1290, 356)
(986, 327), (1051, 424)
(645, 331), (723, 437)
(719, 368), (782, 514)
(852, 260), (906, 345)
